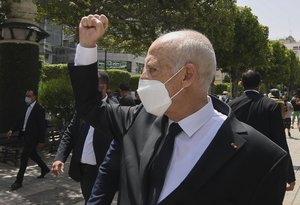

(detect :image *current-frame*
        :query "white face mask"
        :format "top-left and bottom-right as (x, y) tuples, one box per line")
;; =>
(137, 66), (185, 116)
(25, 97), (32, 105)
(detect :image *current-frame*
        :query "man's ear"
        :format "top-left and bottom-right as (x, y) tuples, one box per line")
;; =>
(182, 63), (197, 88)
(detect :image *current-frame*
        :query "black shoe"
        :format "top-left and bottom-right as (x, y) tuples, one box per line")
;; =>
(37, 167), (50, 179)
(10, 182), (22, 191)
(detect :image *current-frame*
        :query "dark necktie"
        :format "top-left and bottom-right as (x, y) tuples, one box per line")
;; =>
(148, 122), (183, 205)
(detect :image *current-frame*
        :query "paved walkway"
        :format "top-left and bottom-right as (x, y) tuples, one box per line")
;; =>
(1, 127), (300, 204)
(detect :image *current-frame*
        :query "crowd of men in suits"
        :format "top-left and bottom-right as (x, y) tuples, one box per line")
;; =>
(7, 13), (298, 205)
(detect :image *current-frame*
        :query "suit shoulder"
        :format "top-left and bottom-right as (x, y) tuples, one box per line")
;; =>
(237, 121), (286, 158)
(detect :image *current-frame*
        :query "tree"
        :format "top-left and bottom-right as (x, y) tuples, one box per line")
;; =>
(221, 6), (269, 97)
(260, 41), (290, 89)
(36, 0), (236, 56)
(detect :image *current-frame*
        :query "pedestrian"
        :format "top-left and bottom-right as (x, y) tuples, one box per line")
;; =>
(229, 70), (295, 191)
(52, 71), (118, 204)
(8, 89), (49, 191)
(282, 96), (293, 138)
(290, 94), (300, 130)
(119, 83), (136, 106)
(69, 14), (290, 205)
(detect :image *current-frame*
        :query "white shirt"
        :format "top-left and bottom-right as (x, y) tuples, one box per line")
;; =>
(74, 45), (227, 200)
(80, 94), (108, 164)
(22, 101), (36, 131)
(158, 98), (227, 202)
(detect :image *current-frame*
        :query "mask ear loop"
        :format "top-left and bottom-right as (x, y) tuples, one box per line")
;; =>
(164, 65), (186, 100)
(163, 65), (186, 85)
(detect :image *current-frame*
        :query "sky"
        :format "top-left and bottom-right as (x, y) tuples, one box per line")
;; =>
(236, 0), (300, 42)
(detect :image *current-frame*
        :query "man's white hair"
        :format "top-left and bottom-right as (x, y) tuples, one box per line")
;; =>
(157, 30), (216, 91)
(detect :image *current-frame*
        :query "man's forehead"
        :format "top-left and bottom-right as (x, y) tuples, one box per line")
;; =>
(145, 55), (160, 66)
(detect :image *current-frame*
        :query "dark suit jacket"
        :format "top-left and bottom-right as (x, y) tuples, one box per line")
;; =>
(69, 63), (289, 205)
(54, 97), (118, 182)
(13, 102), (46, 145)
(119, 95), (136, 106)
(229, 91), (295, 183)
(88, 139), (121, 205)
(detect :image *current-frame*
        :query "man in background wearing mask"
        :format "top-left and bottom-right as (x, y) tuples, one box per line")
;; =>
(7, 89), (49, 191)
(52, 71), (119, 204)
(69, 14), (290, 205)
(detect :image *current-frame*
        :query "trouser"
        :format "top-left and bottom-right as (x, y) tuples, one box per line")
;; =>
(16, 143), (49, 184)
(80, 163), (99, 204)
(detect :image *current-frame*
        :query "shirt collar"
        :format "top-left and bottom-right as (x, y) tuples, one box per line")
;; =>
(244, 89), (259, 94)
(29, 100), (36, 108)
(102, 94), (108, 102)
(170, 96), (215, 138)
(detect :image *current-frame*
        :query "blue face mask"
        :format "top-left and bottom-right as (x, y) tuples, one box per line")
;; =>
(25, 97), (32, 105)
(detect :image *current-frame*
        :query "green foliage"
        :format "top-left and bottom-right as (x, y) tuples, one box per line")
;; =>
(0, 0), (10, 23)
(41, 64), (68, 81)
(106, 69), (131, 91)
(221, 6), (269, 97)
(259, 41), (290, 89)
(38, 77), (74, 128)
(0, 43), (40, 132)
(214, 83), (230, 95)
(129, 74), (140, 91)
(36, 0), (236, 56)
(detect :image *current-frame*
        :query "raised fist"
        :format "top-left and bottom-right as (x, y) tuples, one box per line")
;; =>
(79, 14), (108, 48)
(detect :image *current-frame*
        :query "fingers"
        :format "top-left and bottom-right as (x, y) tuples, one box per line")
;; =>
(95, 14), (108, 30)
(286, 181), (296, 191)
(80, 14), (108, 30)
(52, 161), (64, 176)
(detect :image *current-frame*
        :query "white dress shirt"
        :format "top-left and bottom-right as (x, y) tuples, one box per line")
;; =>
(80, 94), (108, 165)
(158, 97), (227, 202)
(22, 101), (36, 131)
(74, 45), (228, 200)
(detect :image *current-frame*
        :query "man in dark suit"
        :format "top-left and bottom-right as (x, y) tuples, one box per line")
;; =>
(52, 71), (118, 204)
(8, 89), (49, 191)
(229, 69), (296, 191)
(69, 14), (289, 205)
(119, 83), (136, 106)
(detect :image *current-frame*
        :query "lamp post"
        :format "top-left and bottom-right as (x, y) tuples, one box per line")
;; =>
(0, 0), (49, 132)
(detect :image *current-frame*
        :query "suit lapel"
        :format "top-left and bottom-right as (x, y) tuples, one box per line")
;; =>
(139, 115), (168, 201)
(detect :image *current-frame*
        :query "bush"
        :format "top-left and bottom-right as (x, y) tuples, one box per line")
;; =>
(41, 64), (68, 81)
(38, 76), (74, 128)
(130, 74), (140, 91)
(106, 69), (131, 91)
(214, 83), (230, 95)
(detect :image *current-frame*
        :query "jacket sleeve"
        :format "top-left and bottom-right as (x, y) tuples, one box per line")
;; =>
(68, 63), (141, 141)
(250, 153), (288, 205)
(54, 112), (78, 162)
(269, 104), (295, 183)
(87, 139), (121, 205)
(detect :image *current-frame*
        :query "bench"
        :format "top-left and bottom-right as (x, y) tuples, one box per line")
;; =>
(0, 132), (21, 166)
(47, 126), (62, 153)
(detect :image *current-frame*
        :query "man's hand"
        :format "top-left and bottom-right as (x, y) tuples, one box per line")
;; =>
(36, 143), (45, 149)
(52, 160), (65, 176)
(79, 14), (108, 48)
(286, 181), (296, 191)
(6, 130), (12, 139)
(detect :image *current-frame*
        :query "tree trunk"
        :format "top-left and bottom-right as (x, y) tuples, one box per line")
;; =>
(230, 67), (239, 98)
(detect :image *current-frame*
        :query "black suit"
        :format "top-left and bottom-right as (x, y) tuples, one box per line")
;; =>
(69, 63), (289, 205)
(229, 90), (295, 183)
(54, 97), (118, 202)
(13, 102), (48, 184)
